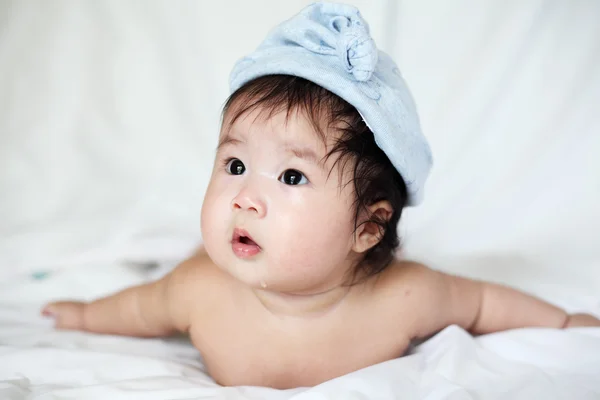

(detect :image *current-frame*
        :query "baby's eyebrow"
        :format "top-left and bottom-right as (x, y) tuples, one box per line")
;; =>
(217, 132), (244, 150)
(217, 134), (324, 166)
(284, 144), (322, 166)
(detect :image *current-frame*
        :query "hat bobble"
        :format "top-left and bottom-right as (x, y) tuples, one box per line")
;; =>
(330, 14), (378, 82)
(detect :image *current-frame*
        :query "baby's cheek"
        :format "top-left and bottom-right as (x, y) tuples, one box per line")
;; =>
(273, 216), (349, 272)
(201, 191), (228, 253)
(305, 207), (353, 245)
(200, 197), (216, 240)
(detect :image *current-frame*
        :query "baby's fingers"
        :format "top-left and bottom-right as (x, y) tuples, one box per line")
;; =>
(42, 301), (86, 330)
(565, 313), (600, 328)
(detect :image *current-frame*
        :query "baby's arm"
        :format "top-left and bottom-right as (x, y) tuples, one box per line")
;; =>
(41, 255), (202, 337)
(399, 263), (600, 339)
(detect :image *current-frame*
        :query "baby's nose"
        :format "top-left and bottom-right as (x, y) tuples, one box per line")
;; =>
(231, 189), (266, 218)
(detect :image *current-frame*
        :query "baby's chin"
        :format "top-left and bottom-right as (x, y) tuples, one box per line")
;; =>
(242, 272), (334, 296)
(214, 255), (270, 287)
(212, 247), (341, 293)
(219, 261), (308, 293)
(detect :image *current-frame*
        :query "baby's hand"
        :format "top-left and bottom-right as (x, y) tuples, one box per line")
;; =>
(564, 313), (600, 328)
(39, 254), (206, 337)
(42, 301), (86, 330)
(39, 276), (184, 337)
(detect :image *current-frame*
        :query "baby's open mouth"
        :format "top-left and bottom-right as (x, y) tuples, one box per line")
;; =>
(232, 228), (261, 258)
(239, 236), (257, 246)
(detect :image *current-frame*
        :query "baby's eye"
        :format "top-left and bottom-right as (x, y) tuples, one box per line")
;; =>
(279, 169), (308, 185)
(226, 158), (245, 175)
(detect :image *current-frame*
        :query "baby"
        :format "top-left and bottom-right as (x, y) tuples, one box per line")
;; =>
(42, 2), (599, 389)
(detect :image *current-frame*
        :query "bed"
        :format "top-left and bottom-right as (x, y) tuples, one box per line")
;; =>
(2, 261), (600, 399)
(2, 1), (599, 399)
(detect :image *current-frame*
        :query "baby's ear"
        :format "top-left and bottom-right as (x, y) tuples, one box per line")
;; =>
(352, 200), (393, 254)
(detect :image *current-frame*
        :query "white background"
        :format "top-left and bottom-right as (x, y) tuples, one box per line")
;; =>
(1, 0), (599, 293)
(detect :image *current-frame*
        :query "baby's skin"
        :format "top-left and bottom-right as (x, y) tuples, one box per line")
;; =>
(42, 106), (600, 389)
(42, 250), (600, 389)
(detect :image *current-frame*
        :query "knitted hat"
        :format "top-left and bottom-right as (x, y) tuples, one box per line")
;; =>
(229, 1), (432, 205)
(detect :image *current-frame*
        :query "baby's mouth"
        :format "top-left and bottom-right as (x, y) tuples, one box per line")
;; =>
(238, 236), (258, 246)
(231, 228), (261, 258)
(232, 228), (259, 246)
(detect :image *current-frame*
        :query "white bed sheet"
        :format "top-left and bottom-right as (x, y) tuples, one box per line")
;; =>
(1, 263), (600, 400)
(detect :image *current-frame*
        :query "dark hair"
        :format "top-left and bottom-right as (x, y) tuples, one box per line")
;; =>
(222, 75), (408, 282)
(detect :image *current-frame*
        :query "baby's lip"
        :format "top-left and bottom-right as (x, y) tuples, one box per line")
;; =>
(231, 228), (260, 248)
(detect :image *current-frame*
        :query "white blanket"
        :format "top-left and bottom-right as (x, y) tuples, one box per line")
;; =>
(2, 263), (599, 400)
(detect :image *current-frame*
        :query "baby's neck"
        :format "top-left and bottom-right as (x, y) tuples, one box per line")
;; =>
(251, 285), (351, 318)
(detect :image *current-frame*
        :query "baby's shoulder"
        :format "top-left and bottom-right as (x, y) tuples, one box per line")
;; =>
(164, 251), (235, 319)
(170, 250), (219, 275)
(370, 260), (440, 295)
(357, 261), (447, 322)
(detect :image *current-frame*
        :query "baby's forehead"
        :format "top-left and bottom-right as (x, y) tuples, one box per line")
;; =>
(220, 103), (335, 149)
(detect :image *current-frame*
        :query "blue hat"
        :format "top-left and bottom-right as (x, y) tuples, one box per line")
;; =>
(229, 1), (432, 205)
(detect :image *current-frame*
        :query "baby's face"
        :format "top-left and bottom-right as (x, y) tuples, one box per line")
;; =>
(201, 106), (359, 294)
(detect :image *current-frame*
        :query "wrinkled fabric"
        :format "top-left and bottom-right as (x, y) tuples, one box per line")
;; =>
(2, 262), (600, 399)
